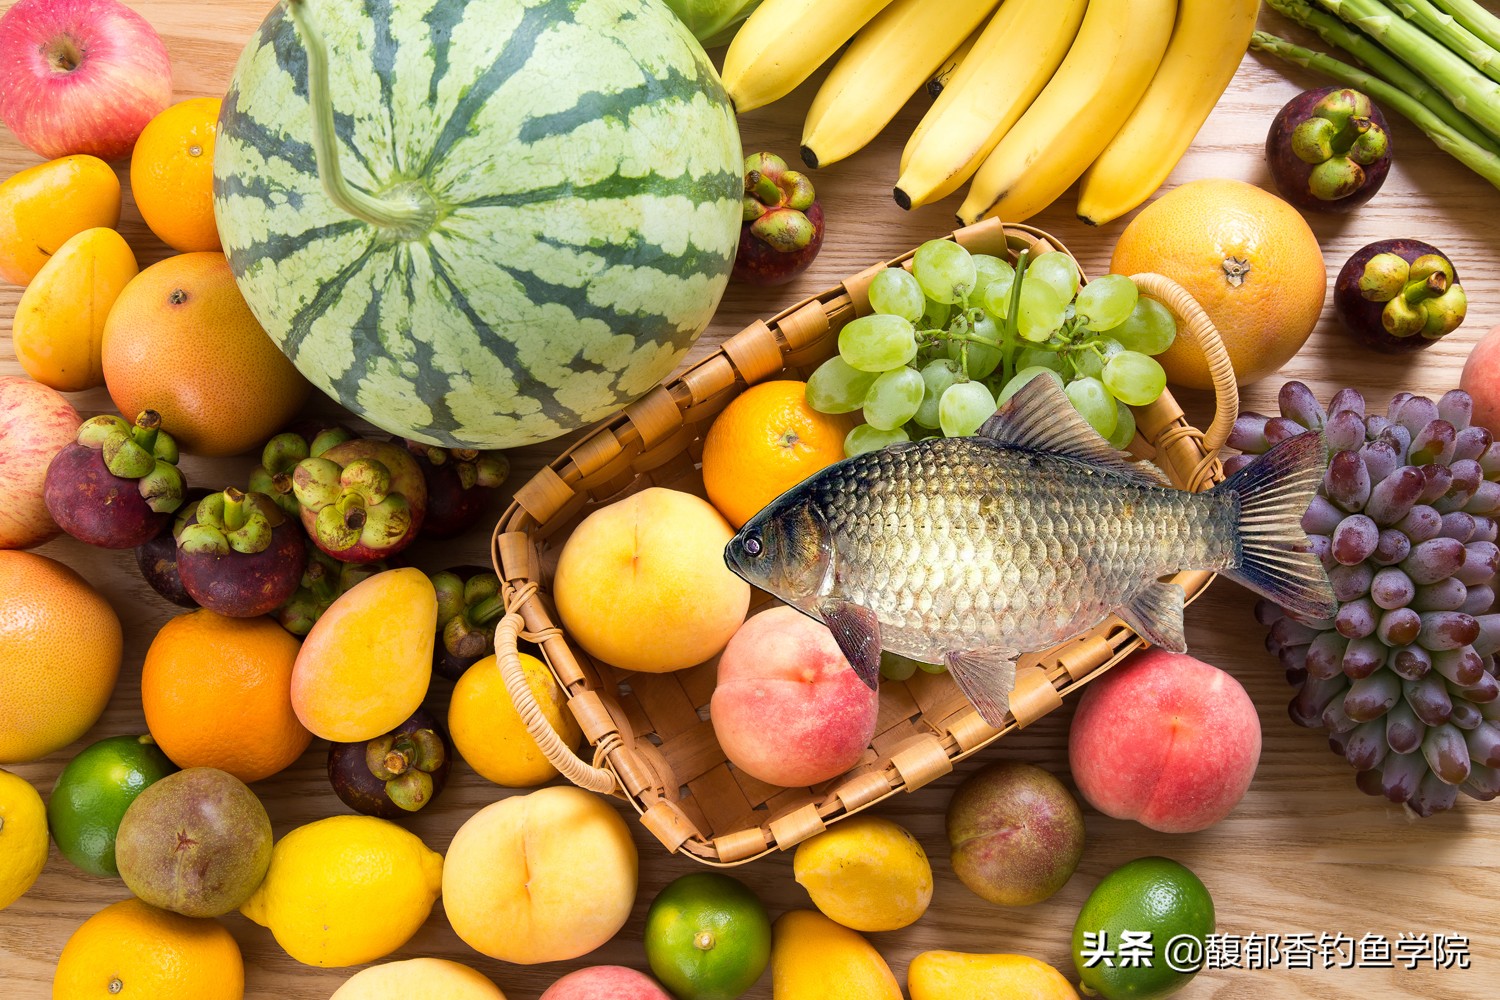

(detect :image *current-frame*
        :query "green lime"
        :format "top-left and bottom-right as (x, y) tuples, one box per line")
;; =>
(644, 871), (772, 1000)
(1072, 856), (1215, 1000)
(47, 734), (177, 877)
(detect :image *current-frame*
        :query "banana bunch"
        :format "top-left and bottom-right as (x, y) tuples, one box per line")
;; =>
(721, 0), (1260, 225)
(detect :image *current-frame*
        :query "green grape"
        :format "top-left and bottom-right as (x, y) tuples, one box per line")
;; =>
(914, 358), (962, 429)
(998, 366), (1063, 404)
(1111, 295), (1177, 355)
(1102, 350), (1167, 406)
(845, 423), (910, 457)
(838, 314), (918, 372)
(879, 652), (919, 682)
(868, 267), (925, 323)
(916, 658), (948, 674)
(912, 239), (978, 305)
(920, 296), (951, 331)
(970, 254), (1014, 299)
(1016, 347), (1066, 374)
(863, 366), (925, 431)
(1065, 376), (1117, 437)
(1017, 280), (1067, 342)
(1106, 399), (1137, 450)
(1027, 251), (1080, 302)
(1075, 274), (1139, 331)
(979, 272), (1017, 318)
(939, 380), (997, 437)
(806, 356), (879, 414)
(1072, 337), (1123, 379)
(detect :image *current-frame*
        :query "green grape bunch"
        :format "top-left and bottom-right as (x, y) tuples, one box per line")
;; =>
(806, 238), (1179, 459)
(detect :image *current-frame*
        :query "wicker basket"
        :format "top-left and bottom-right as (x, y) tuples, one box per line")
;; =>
(490, 218), (1239, 865)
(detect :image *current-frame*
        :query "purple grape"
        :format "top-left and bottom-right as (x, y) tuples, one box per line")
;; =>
(1410, 419), (1457, 466)
(1307, 533), (1336, 571)
(1279, 381), (1326, 429)
(1461, 672), (1500, 704)
(1462, 585), (1495, 616)
(1397, 506), (1443, 543)
(1371, 567), (1416, 610)
(1481, 441), (1500, 476)
(1336, 597), (1379, 638)
(1326, 451), (1372, 512)
(1455, 425), (1493, 462)
(1431, 646), (1485, 687)
(1385, 701), (1425, 754)
(1418, 611), (1480, 650)
(1329, 387), (1366, 418)
(1355, 768), (1385, 796)
(1221, 454), (1255, 476)
(1461, 763), (1500, 800)
(1271, 615), (1323, 648)
(1265, 416), (1306, 446)
(1465, 722), (1500, 766)
(1329, 563), (1373, 603)
(1253, 598), (1285, 627)
(1422, 723), (1471, 784)
(1364, 467), (1424, 526)
(1325, 409), (1367, 452)
(1438, 389), (1474, 430)
(1410, 771), (1461, 816)
(1405, 673), (1454, 726)
(1391, 644), (1432, 680)
(1451, 699), (1483, 730)
(1449, 458), (1484, 495)
(1345, 669), (1401, 721)
(1366, 414), (1394, 437)
(1401, 537), (1466, 585)
(1412, 577), (1468, 612)
(1393, 394), (1440, 435)
(1228, 412), (1271, 452)
(1440, 511), (1477, 542)
(1467, 481), (1500, 516)
(1474, 517), (1497, 543)
(1343, 635), (1389, 678)
(1381, 751), (1426, 803)
(1306, 630), (1350, 680)
(1372, 528), (1412, 566)
(1291, 675), (1348, 727)
(1419, 464), (1454, 503)
(1459, 541), (1500, 585)
(1377, 607), (1421, 646)
(1303, 495), (1347, 535)
(1321, 692), (1359, 733)
(1344, 719), (1388, 770)
(1332, 515), (1379, 565)
(1475, 614), (1500, 656)
(1360, 438), (1401, 484)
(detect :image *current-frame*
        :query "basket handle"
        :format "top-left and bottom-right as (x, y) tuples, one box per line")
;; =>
(495, 611), (620, 795)
(1128, 272), (1238, 457)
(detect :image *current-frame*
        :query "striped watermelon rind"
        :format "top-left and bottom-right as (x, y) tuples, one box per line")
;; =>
(213, 0), (743, 450)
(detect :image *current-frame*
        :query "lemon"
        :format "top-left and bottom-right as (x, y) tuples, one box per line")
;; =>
(771, 909), (901, 1000)
(793, 815), (933, 931)
(0, 768), (48, 911)
(448, 652), (582, 787)
(330, 958), (506, 999)
(239, 814), (443, 967)
(644, 872), (771, 1000)
(1072, 857), (1214, 1000)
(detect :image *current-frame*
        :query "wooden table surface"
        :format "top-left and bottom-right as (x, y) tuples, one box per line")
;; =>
(4, 2), (1499, 998)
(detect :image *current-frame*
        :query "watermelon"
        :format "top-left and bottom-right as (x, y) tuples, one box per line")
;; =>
(213, 0), (743, 449)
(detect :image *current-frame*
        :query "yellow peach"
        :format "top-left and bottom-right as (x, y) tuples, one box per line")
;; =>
(13, 227), (137, 391)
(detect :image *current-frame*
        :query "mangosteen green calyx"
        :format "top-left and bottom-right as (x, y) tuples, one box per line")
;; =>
(175, 488), (308, 618)
(733, 152), (824, 286)
(327, 709), (452, 818)
(249, 424), (356, 517)
(405, 440), (510, 539)
(1335, 239), (1467, 353)
(274, 550), (388, 636)
(1266, 87), (1390, 212)
(433, 567), (506, 680)
(44, 410), (186, 549)
(291, 438), (428, 563)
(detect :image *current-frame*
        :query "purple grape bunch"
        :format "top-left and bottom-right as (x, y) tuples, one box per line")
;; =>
(1233, 382), (1500, 816)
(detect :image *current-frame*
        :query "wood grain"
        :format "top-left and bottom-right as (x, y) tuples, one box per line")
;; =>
(3, 2), (1499, 998)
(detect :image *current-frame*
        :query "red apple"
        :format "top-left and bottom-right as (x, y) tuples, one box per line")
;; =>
(0, 0), (172, 161)
(0, 375), (82, 549)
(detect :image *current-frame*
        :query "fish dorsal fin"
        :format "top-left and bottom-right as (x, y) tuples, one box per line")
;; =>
(977, 375), (1169, 486)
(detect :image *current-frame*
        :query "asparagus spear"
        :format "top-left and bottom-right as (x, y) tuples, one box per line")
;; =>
(1310, 0), (1500, 138)
(1432, 0), (1500, 52)
(1265, 0), (1500, 153)
(1250, 30), (1500, 189)
(1387, 0), (1500, 83)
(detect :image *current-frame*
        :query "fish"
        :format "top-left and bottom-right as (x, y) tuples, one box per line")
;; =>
(723, 374), (1337, 727)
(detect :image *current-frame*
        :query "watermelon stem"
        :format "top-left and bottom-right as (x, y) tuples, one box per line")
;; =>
(286, 0), (438, 237)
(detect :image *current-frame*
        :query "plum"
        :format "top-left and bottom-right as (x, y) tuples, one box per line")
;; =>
(1334, 239), (1467, 352)
(732, 152), (823, 286)
(405, 440), (510, 539)
(946, 761), (1084, 906)
(291, 438), (427, 563)
(432, 566), (506, 680)
(1266, 87), (1391, 213)
(44, 410), (185, 549)
(135, 486), (212, 607)
(327, 708), (452, 819)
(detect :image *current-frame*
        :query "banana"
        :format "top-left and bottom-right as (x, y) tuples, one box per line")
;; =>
(894, 0), (1087, 210)
(801, 0), (1001, 170)
(926, 24), (981, 99)
(721, 0), (900, 114)
(955, 0), (1177, 226)
(1075, 0), (1261, 226)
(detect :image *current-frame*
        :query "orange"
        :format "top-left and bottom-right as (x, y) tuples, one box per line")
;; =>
(130, 97), (223, 253)
(53, 897), (244, 1000)
(101, 251), (310, 456)
(701, 379), (854, 528)
(142, 610), (312, 783)
(448, 652), (581, 788)
(1110, 178), (1326, 390)
(0, 551), (122, 764)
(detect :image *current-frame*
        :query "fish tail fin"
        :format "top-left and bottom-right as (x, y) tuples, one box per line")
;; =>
(1212, 430), (1337, 621)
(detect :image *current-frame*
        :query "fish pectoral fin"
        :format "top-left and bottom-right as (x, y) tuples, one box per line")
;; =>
(943, 647), (1017, 728)
(1117, 580), (1188, 653)
(819, 600), (883, 691)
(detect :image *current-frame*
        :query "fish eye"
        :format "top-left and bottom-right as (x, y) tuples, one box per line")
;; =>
(742, 535), (762, 557)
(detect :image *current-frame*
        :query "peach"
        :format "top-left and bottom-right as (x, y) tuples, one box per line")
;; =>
(540, 967), (672, 1000)
(710, 605), (879, 788)
(1461, 324), (1500, 437)
(554, 487), (749, 673)
(1068, 648), (1261, 833)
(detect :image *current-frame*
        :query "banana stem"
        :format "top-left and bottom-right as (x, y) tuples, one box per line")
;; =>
(1250, 31), (1500, 190)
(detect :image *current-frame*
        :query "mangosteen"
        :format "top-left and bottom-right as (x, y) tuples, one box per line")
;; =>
(404, 440), (510, 539)
(274, 549), (387, 636)
(433, 566), (506, 680)
(732, 152), (824, 286)
(250, 424), (356, 518)
(1266, 87), (1391, 212)
(1334, 239), (1467, 352)
(327, 709), (452, 819)
(176, 488), (308, 617)
(44, 410), (186, 549)
(291, 438), (427, 563)
(135, 486), (213, 607)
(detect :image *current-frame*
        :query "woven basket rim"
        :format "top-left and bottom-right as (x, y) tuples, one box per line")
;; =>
(490, 218), (1239, 865)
